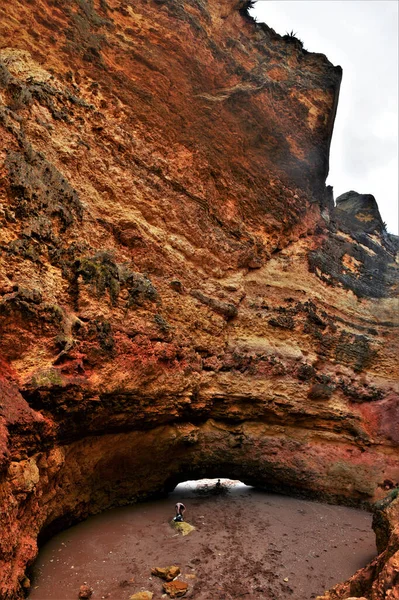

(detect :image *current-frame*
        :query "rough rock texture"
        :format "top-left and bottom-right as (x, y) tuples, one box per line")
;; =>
(78, 585), (93, 600)
(151, 565), (181, 581)
(129, 593), (153, 600)
(0, 1), (398, 599)
(334, 191), (386, 235)
(317, 492), (399, 600)
(171, 519), (196, 535)
(163, 580), (189, 598)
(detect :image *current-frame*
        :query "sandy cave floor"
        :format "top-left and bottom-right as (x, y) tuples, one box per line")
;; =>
(28, 480), (377, 600)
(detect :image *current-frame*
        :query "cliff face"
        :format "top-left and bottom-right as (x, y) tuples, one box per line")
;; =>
(318, 491), (399, 600)
(0, 1), (398, 598)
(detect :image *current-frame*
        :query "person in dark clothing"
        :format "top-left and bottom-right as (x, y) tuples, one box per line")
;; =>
(174, 502), (186, 521)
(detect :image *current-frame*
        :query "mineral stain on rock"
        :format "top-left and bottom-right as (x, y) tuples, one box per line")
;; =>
(0, 1), (398, 599)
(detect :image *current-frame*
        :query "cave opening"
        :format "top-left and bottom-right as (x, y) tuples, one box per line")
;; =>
(28, 477), (377, 600)
(169, 477), (252, 505)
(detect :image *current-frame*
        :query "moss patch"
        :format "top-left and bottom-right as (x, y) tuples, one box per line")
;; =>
(30, 368), (64, 389)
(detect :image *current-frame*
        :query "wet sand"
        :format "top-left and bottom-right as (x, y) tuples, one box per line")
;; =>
(29, 480), (377, 600)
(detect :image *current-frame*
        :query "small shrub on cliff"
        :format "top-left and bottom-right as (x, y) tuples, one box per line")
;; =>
(93, 319), (114, 352)
(30, 368), (64, 389)
(125, 272), (159, 308)
(7, 238), (41, 263)
(5, 150), (83, 232)
(283, 30), (304, 48)
(239, 1), (257, 19)
(76, 254), (159, 308)
(77, 251), (120, 304)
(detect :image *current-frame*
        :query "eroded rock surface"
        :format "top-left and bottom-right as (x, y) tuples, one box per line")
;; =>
(317, 492), (399, 600)
(163, 580), (189, 598)
(151, 566), (181, 581)
(0, 1), (398, 598)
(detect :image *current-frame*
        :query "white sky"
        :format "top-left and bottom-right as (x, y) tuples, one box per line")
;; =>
(251, 0), (399, 234)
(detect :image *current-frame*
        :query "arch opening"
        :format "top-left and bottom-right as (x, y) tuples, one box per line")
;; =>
(2, 420), (390, 600)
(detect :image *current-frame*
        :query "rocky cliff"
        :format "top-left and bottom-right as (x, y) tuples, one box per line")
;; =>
(0, 1), (398, 598)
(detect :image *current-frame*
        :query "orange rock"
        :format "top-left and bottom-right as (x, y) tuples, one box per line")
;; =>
(129, 593), (153, 600)
(151, 566), (180, 581)
(78, 585), (93, 599)
(163, 580), (188, 598)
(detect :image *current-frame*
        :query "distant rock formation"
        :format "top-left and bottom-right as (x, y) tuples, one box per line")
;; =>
(0, 1), (398, 598)
(334, 190), (386, 234)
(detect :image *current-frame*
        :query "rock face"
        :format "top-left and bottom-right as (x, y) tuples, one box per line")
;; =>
(335, 191), (386, 234)
(0, 1), (398, 598)
(317, 491), (399, 600)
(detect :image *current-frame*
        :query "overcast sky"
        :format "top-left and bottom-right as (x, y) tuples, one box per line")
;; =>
(251, 0), (399, 234)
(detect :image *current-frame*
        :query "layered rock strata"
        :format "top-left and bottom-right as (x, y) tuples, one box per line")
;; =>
(0, 1), (398, 598)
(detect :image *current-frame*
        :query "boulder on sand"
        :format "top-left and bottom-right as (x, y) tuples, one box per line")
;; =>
(78, 585), (93, 599)
(171, 520), (195, 536)
(163, 580), (188, 598)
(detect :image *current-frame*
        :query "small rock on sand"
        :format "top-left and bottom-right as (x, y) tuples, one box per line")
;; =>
(119, 578), (135, 587)
(129, 593), (153, 600)
(163, 580), (188, 598)
(151, 566), (180, 581)
(21, 577), (30, 591)
(78, 585), (93, 599)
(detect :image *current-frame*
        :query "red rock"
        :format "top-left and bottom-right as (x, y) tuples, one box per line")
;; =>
(78, 584), (93, 599)
(163, 580), (188, 598)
